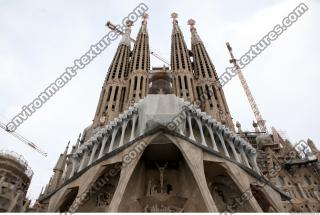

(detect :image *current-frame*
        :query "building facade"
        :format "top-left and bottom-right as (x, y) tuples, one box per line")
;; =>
(0, 150), (32, 212)
(35, 13), (320, 212)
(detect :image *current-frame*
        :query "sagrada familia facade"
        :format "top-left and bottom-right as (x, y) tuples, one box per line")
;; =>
(4, 13), (318, 212)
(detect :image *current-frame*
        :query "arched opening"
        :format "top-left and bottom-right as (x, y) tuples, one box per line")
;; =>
(76, 163), (121, 212)
(250, 184), (276, 212)
(58, 187), (79, 212)
(118, 136), (207, 212)
(204, 161), (253, 212)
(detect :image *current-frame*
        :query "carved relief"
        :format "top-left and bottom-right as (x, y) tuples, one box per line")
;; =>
(138, 161), (187, 212)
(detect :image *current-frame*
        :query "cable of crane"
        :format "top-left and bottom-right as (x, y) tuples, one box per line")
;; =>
(0, 121), (47, 157)
(106, 21), (170, 66)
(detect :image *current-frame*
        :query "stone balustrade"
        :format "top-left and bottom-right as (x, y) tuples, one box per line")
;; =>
(67, 95), (261, 179)
(68, 104), (139, 178)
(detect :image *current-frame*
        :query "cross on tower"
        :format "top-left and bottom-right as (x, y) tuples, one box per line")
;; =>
(125, 20), (133, 29)
(187, 19), (196, 30)
(171, 12), (178, 22)
(143, 12), (149, 24)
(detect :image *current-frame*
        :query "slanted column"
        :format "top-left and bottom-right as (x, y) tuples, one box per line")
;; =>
(98, 135), (109, 159)
(22, 199), (31, 212)
(196, 118), (207, 147)
(78, 150), (89, 171)
(60, 163), (67, 183)
(217, 132), (230, 158)
(248, 153), (260, 173)
(0, 177), (4, 193)
(239, 145), (250, 167)
(297, 182), (308, 199)
(206, 125), (218, 151)
(179, 127), (184, 135)
(8, 192), (21, 212)
(63, 158), (72, 181)
(130, 114), (138, 141)
(119, 121), (128, 147)
(187, 115), (195, 141)
(227, 139), (240, 162)
(88, 143), (99, 165)
(108, 127), (119, 153)
(312, 190), (320, 201)
(69, 155), (79, 178)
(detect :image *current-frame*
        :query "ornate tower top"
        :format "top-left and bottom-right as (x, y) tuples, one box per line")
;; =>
(125, 20), (133, 28)
(187, 19), (202, 44)
(171, 12), (178, 23)
(187, 18), (195, 29)
(142, 12), (149, 24)
(120, 20), (133, 46)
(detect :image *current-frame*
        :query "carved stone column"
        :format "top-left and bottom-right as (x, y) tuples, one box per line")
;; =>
(206, 125), (219, 152)
(187, 115), (195, 141)
(88, 143), (99, 165)
(130, 114), (138, 141)
(98, 135), (109, 159)
(217, 132), (230, 158)
(119, 121), (128, 147)
(108, 127), (120, 153)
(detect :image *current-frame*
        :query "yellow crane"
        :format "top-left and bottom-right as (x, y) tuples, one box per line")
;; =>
(226, 42), (268, 133)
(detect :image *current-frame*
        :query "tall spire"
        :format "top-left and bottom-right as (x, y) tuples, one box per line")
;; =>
(188, 19), (234, 130)
(170, 12), (196, 103)
(93, 21), (132, 128)
(171, 12), (192, 71)
(126, 13), (150, 107)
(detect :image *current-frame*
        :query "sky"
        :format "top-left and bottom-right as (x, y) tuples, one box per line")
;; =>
(0, 0), (319, 202)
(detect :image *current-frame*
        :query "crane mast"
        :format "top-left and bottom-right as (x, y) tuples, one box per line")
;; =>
(226, 42), (268, 133)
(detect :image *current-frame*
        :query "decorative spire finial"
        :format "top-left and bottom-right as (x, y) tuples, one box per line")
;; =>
(171, 12), (178, 23)
(125, 20), (133, 29)
(142, 12), (149, 24)
(188, 19), (202, 44)
(187, 19), (196, 30)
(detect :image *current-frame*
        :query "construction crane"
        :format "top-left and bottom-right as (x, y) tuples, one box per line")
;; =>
(106, 21), (170, 66)
(0, 121), (47, 157)
(226, 42), (268, 133)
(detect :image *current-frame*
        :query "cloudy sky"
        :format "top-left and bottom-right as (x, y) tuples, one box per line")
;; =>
(0, 0), (319, 202)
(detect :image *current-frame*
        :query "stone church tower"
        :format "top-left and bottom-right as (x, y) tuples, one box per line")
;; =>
(34, 13), (319, 212)
(0, 151), (32, 212)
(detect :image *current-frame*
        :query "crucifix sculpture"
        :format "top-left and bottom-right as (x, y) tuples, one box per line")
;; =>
(155, 162), (168, 193)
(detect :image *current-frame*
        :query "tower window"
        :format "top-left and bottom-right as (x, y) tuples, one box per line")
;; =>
(134, 76), (138, 90)
(113, 86), (119, 102)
